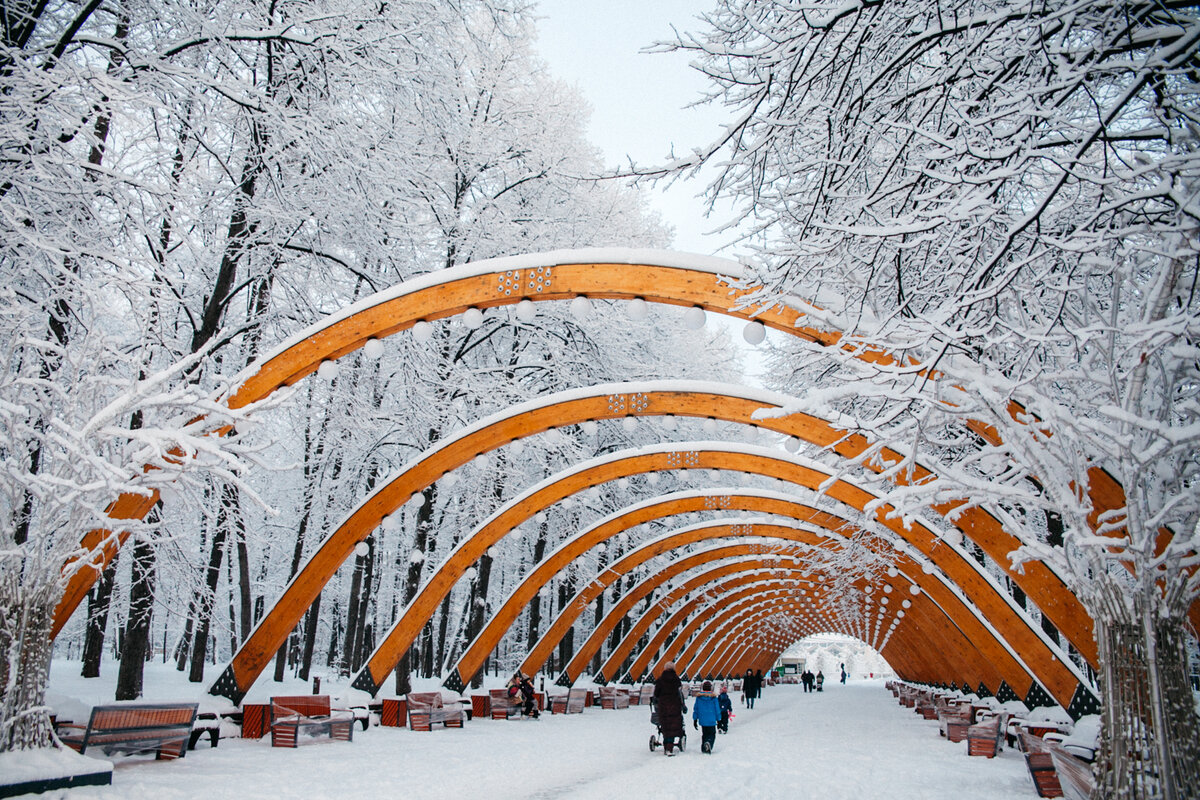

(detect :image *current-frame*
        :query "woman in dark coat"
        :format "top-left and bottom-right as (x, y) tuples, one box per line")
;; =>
(653, 662), (686, 755)
(743, 669), (758, 709)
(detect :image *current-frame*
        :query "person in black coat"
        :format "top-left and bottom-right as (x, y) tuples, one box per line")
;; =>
(743, 669), (757, 708)
(653, 662), (686, 755)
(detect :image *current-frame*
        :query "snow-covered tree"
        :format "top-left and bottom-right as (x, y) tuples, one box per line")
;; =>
(667, 2), (1200, 797)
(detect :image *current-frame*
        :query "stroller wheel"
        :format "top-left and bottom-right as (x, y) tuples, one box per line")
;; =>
(649, 735), (658, 752)
(679, 734), (687, 752)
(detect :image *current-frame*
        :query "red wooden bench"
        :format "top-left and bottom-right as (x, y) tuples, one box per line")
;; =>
(407, 692), (465, 731)
(57, 703), (198, 760)
(549, 687), (588, 714)
(967, 715), (1004, 757)
(598, 686), (630, 709)
(269, 695), (354, 748)
(489, 688), (522, 719)
(1019, 731), (1064, 797)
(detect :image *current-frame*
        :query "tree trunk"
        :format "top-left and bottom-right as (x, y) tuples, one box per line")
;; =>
(189, 484), (231, 682)
(80, 551), (120, 678)
(1091, 583), (1200, 800)
(0, 578), (57, 751)
(298, 593), (320, 682)
(341, 552), (366, 676)
(115, 533), (157, 700)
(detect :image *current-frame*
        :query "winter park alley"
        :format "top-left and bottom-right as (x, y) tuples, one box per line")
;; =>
(3, 2), (1199, 799)
(33, 678), (1032, 800)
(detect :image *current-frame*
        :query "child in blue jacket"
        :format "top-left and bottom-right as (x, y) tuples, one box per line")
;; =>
(717, 684), (733, 733)
(692, 681), (722, 753)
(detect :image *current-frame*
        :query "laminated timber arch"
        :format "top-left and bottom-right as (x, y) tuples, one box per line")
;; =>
(203, 382), (1094, 704)
(693, 587), (980, 685)
(358, 482), (1078, 704)
(353, 438), (1082, 699)
(449, 508), (1038, 696)
(57, 247), (1160, 648)
(543, 538), (1001, 691)
(634, 577), (968, 687)
(597, 554), (1019, 693)
(445, 521), (832, 689)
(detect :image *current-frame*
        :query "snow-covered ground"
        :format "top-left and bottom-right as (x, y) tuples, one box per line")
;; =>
(23, 661), (1039, 799)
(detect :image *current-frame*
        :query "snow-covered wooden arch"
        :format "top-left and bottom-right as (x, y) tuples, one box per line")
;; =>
(486, 522), (1020, 693)
(596, 549), (1017, 692)
(50, 249), (1176, 712)
(437, 492), (1069, 701)
(201, 383), (1094, 704)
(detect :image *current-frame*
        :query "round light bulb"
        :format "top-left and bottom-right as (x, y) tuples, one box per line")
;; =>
(317, 360), (339, 381)
(363, 338), (384, 359)
(683, 306), (707, 330)
(571, 296), (593, 319)
(463, 307), (484, 329)
(742, 321), (766, 345)
(628, 298), (649, 321)
(412, 320), (433, 343)
(515, 299), (536, 322)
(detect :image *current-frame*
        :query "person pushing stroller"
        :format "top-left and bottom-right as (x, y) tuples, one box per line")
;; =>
(652, 662), (686, 756)
(692, 681), (721, 754)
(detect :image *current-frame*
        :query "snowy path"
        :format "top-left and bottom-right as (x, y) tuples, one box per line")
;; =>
(44, 682), (1034, 800)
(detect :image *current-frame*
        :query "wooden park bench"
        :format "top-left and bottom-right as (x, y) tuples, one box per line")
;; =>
(966, 715), (1005, 757)
(489, 688), (522, 719)
(1019, 731), (1064, 797)
(407, 692), (465, 731)
(598, 686), (630, 709)
(939, 704), (972, 742)
(58, 702), (198, 760)
(1045, 739), (1096, 800)
(269, 695), (354, 748)
(550, 687), (588, 714)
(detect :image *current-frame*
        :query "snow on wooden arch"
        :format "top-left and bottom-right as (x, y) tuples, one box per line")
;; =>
(45, 248), (1170, 705)
(355, 477), (1076, 703)
(584, 555), (1003, 691)
(537, 534), (1002, 692)
(398, 440), (1078, 700)
(57, 247), (1156, 646)
(447, 506), (1040, 697)
(625, 568), (999, 690)
(195, 380), (1091, 704)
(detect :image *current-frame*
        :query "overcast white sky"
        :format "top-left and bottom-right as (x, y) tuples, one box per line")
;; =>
(533, 0), (746, 257)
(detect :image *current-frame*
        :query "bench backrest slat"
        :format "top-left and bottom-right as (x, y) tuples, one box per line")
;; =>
(87, 704), (197, 733)
(407, 692), (444, 711)
(270, 695), (332, 719)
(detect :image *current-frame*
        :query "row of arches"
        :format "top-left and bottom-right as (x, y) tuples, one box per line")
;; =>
(53, 251), (1177, 713)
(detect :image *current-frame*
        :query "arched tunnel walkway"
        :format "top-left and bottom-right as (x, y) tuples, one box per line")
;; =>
(49, 249), (1183, 719)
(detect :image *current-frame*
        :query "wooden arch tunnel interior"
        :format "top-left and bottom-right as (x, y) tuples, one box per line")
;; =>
(49, 252), (1176, 712)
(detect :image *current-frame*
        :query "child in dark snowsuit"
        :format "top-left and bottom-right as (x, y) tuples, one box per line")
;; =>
(717, 684), (733, 733)
(692, 680), (721, 753)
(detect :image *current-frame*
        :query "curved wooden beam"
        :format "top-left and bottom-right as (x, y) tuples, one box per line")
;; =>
(425, 470), (1077, 699)
(445, 518), (844, 690)
(308, 434), (1085, 703)
(57, 250), (1178, 683)
(613, 546), (1048, 698)
(424, 483), (1073, 701)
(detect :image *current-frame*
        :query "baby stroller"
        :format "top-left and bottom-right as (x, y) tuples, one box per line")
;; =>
(648, 696), (686, 753)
